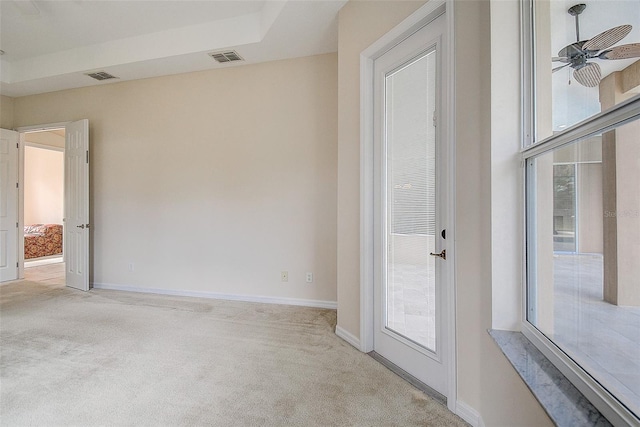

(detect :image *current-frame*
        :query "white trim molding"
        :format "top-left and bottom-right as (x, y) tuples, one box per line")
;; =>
(335, 325), (361, 349)
(455, 400), (485, 427)
(92, 282), (338, 310)
(15, 122), (69, 133)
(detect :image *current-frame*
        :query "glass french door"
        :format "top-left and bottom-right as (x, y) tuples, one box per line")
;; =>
(373, 12), (449, 397)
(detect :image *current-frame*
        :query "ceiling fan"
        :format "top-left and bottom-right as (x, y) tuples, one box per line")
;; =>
(552, 3), (640, 87)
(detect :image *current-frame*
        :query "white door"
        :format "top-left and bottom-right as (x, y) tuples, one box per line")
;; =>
(0, 129), (19, 282)
(373, 13), (449, 397)
(64, 120), (90, 291)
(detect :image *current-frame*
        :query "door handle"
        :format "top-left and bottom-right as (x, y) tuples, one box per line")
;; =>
(76, 224), (85, 229)
(429, 249), (446, 260)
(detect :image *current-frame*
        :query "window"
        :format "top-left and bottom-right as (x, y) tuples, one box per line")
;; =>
(523, 0), (640, 424)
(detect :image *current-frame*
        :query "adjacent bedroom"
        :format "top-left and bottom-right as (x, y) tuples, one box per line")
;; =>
(23, 129), (64, 268)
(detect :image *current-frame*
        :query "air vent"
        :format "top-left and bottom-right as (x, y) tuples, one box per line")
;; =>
(85, 71), (118, 81)
(208, 50), (244, 64)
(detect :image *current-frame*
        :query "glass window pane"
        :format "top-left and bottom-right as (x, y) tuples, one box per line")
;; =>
(527, 119), (640, 417)
(385, 50), (437, 352)
(533, 0), (640, 141)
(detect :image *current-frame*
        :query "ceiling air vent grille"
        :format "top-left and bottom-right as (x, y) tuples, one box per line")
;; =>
(86, 71), (118, 81)
(208, 51), (244, 63)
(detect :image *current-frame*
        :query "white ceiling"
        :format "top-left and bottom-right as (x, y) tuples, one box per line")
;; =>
(0, 0), (347, 97)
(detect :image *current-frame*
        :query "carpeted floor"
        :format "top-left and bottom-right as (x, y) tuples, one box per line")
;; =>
(0, 280), (467, 426)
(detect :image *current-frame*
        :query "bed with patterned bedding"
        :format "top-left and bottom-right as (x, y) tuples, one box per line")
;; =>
(24, 224), (63, 259)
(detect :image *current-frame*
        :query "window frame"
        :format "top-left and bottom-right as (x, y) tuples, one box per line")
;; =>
(520, 1), (640, 425)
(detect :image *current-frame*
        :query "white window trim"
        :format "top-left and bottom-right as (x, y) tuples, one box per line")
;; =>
(521, 1), (640, 424)
(524, 95), (640, 158)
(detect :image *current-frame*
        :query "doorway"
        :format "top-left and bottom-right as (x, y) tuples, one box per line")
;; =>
(360, 1), (455, 410)
(10, 119), (90, 291)
(23, 129), (65, 267)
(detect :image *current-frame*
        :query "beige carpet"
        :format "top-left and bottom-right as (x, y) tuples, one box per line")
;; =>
(1, 280), (467, 426)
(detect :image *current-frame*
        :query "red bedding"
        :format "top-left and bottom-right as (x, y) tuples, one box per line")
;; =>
(24, 224), (63, 259)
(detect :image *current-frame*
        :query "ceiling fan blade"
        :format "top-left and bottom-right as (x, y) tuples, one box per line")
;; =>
(573, 63), (601, 87)
(583, 25), (632, 51)
(553, 64), (570, 73)
(552, 56), (570, 63)
(599, 43), (640, 60)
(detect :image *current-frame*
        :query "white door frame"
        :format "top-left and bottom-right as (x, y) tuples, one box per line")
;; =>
(20, 141), (65, 272)
(15, 122), (70, 281)
(359, 0), (457, 412)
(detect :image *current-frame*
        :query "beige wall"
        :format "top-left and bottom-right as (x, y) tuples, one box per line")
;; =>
(614, 121), (640, 305)
(24, 145), (64, 226)
(336, 0), (426, 350)
(14, 53), (338, 303)
(336, 0), (551, 425)
(600, 70), (640, 306)
(578, 163), (604, 254)
(454, 2), (550, 425)
(1, 95), (14, 129)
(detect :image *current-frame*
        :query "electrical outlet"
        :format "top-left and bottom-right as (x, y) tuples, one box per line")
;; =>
(281, 271), (289, 282)
(306, 272), (313, 283)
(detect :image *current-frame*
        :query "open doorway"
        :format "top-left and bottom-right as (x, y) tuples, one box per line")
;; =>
(2, 120), (88, 289)
(23, 129), (65, 269)
(18, 119), (90, 291)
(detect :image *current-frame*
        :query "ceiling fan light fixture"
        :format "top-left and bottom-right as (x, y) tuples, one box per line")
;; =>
(552, 4), (640, 88)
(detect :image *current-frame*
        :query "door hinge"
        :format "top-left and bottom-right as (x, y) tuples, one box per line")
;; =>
(16, 182), (19, 188)
(16, 222), (19, 228)
(432, 111), (437, 127)
(86, 151), (89, 164)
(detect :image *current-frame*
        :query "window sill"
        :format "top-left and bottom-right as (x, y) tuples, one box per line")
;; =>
(489, 330), (611, 427)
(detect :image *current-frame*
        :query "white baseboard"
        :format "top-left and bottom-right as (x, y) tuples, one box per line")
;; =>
(25, 255), (63, 267)
(335, 325), (361, 349)
(91, 282), (337, 310)
(456, 400), (484, 427)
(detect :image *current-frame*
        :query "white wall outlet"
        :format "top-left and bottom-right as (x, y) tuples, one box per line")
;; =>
(306, 272), (313, 283)
(281, 271), (289, 282)
(128, 262), (135, 272)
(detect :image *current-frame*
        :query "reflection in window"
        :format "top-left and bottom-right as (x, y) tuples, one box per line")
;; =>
(534, 1), (640, 139)
(526, 121), (640, 419)
(553, 164), (576, 252)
